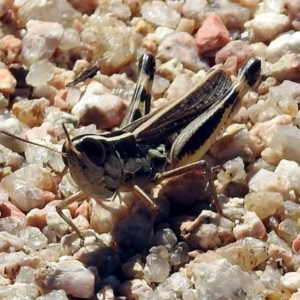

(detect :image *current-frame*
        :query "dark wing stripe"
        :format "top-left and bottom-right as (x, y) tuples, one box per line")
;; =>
(132, 69), (232, 144)
(170, 58), (261, 167)
(121, 53), (155, 128)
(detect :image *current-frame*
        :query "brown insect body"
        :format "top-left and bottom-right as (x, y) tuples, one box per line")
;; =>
(62, 130), (165, 200)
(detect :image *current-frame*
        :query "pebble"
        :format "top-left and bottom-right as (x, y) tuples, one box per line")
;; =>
(19, 226), (48, 250)
(275, 160), (300, 197)
(216, 238), (269, 271)
(195, 13), (230, 55)
(144, 252), (170, 283)
(182, 0), (250, 30)
(147, 26), (174, 45)
(12, 98), (50, 127)
(71, 93), (127, 130)
(286, 0), (300, 30)
(233, 211), (266, 240)
(33, 84), (58, 104)
(0, 143), (24, 171)
(157, 32), (209, 72)
(157, 59), (185, 82)
(248, 167), (292, 198)
(176, 17), (195, 34)
(188, 258), (266, 298)
(122, 254), (144, 279)
(245, 12), (290, 43)
(215, 40), (254, 70)
(26, 59), (55, 87)
(141, 2), (181, 29)
(244, 191), (283, 219)
(248, 114), (293, 156)
(0, 231), (24, 252)
(59, 28), (81, 51)
(268, 244), (292, 264)
(292, 234), (300, 255)
(0, 283), (39, 299)
(291, 291), (300, 300)
(119, 279), (152, 299)
(83, 25), (136, 75)
(0, 0), (13, 17)
(46, 210), (72, 238)
(180, 210), (235, 250)
(0, 200), (25, 218)
(0, 165), (56, 212)
(21, 20), (64, 65)
(281, 80), (300, 103)
(235, 0), (259, 9)
(17, 0), (82, 28)
(263, 125), (300, 167)
(153, 228), (177, 251)
(281, 272), (300, 293)
(89, 197), (129, 234)
(278, 219), (299, 243)
(0, 35), (22, 65)
(270, 53), (300, 82)
(0, 69), (16, 94)
(97, 285), (115, 300)
(266, 32), (300, 64)
(34, 260), (96, 298)
(36, 289), (68, 300)
(165, 74), (193, 100)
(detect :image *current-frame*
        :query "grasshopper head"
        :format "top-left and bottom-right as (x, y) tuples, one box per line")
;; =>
(62, 125), (116, 198)
(62, 135), (106, 168)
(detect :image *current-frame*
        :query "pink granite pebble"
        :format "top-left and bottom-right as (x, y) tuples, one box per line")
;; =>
(195, 13), (230, 55)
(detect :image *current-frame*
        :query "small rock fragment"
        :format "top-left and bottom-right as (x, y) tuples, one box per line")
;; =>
(19, 226), (48, 250)
(188, 258), (266, 298)
(46, 210), (72, 238)
(119, 279), (152, 300)
(20, 20), (64, 64)
(278, 219), (299, 243)
(179, 210), (235, 250)
(17, 0), (81, 28)
(157, 32), (209, 72)
(233, 211), (266, 240)
(71, 93), (127, 130)
(36, 289), (68, 300)
(12, 98), (50, 127)
(34, 260), (96, 298)
(144, 249), (170, 283)
(141, 2), (181, 29)
(245, 12), (290, 43)
(215, 40), (254, 70)
(26, 59), (55, 87)
(266, 32), (300, 63)
(248, 169), (292, 201)
(268, 244), (292, 264)
(216, 237), (269, 271)
(244, 191), (283, 220)
(195, 13), (230, 55)
(0, 232), (24, 252)
(0, 69), (16, 94)
(270, 53), (300, 82)
(0, 35), (22, 64)
(281, 272), (300, 293)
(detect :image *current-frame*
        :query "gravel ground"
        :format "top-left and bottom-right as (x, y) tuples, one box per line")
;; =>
(1, 0), (300, 299)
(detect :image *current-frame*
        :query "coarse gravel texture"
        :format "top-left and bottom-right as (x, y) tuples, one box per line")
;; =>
(0, 0), (300, 299)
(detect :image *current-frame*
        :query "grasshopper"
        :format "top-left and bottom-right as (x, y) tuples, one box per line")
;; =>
(0, 54), (261, 250)
(56, 54), (261, 248)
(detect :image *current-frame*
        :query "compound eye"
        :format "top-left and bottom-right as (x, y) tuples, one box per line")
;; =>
(79, 138), (106, 166)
